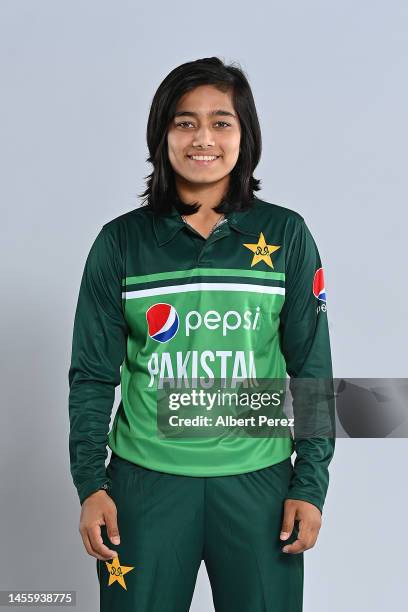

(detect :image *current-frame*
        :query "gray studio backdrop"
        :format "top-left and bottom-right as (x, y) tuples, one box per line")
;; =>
(1, 1), (407, 611)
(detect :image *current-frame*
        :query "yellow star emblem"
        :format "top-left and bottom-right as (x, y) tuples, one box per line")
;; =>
(105, 555), (134, 590)
(243, 232), (281, 268)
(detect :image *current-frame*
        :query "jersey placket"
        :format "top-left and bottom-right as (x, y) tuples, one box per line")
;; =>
(183, 221), (231, 267)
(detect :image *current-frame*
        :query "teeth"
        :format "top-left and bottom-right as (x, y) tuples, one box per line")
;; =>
(189, 155), (219, 161)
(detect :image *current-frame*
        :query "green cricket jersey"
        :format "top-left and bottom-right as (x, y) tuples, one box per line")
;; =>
(68, 197), (335, 511)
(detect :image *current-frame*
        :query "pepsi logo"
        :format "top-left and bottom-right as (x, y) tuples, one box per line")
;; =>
(313, 267), (326, 302)
(146, 303), (179, 343)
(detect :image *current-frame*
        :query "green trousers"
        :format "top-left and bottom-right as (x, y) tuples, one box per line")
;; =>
(97, 452), (303, 611)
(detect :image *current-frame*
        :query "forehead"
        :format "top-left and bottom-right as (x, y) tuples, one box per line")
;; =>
(175, 84), (234, 112)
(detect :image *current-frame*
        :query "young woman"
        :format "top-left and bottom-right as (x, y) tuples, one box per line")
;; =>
(68, 56), (335, 612)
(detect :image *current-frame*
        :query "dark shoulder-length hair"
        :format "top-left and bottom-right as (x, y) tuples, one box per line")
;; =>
(139, 56), (262, 216)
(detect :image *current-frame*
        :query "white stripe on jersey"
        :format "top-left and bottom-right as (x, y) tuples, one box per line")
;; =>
(122, 283), (285, 300)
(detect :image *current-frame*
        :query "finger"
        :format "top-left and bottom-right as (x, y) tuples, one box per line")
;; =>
(105, 509), (120, 545)
(297, 519), (319, 548)
(282, 527), (316, 554)
(81, 531), (116, 561)
(282, 538), (308, 554)
(87, 525), (118, 560)
(280, 504), (296, 540)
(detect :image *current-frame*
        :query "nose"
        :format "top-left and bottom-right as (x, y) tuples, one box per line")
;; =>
(192, 124), (215, 148)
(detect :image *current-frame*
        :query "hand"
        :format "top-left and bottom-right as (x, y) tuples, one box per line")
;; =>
(279, 498), (322, 554)
(79, 490), (121, 561)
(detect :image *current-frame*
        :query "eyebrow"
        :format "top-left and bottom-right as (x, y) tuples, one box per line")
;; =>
(173, 109), (236, 119)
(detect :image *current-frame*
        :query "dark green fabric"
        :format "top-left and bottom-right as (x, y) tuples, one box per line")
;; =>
(97, 452), (303, 612)
(68, 227), (128, 505)
(279, 218), (336, 514)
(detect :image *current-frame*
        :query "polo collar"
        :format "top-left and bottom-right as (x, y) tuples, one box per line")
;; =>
(153, 201), (260, 246)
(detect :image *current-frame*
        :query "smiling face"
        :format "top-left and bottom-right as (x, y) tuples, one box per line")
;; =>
(167, 84), (241, 188)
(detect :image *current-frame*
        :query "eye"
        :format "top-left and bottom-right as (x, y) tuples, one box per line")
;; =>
(175, 120), (232, 128)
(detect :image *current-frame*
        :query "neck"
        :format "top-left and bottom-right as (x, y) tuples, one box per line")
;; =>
(174, 174), (229, 218)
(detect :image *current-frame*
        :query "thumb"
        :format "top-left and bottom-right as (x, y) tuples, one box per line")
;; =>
(280, 502), (296, 540)
(105, 509), (120, 545)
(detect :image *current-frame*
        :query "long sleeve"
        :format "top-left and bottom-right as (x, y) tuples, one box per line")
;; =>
(68, 224), (128, 505)
(279, 216), (336, 514)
